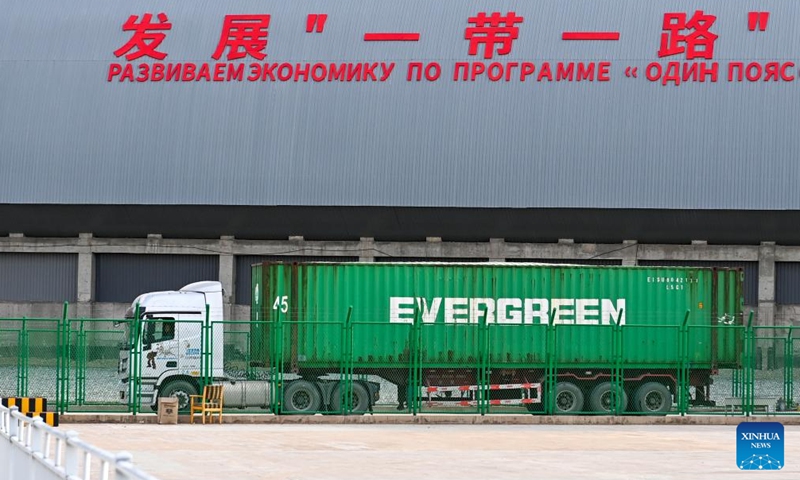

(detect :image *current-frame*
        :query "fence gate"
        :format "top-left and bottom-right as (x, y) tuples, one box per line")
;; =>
(750, 327), (797, 415)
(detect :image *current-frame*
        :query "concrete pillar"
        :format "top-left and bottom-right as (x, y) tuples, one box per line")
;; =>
(146, 233), (162, 254)
(76, 233), (94, 302)
(620, 240), (638, 266)
(758, 242), (776, 327)
(758, 242), (776, 370)
(359, 237), (375, 262)
(76, 233), (94, 318)
(425, 237), (443, 258)
(219, 236), (235, 321)
(489, 238), (505, 262)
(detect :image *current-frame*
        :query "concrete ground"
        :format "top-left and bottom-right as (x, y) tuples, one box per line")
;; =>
(66, 419), (800, 480)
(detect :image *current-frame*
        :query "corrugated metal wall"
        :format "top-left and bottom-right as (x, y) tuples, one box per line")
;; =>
(95, 254), (219, 303)
(776, 263), (800, 305)
(0, 254), (77, 302)
(235, 255), (358, 305)
(3, 0), (800, 210)
(639, 260), (757, 306)
(506, 258), (622, 265)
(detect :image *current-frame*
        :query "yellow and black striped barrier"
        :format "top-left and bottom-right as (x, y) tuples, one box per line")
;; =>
(1, 397), (47, 413)
(2, 397), (58, 426)
(24, 411), (59, 427)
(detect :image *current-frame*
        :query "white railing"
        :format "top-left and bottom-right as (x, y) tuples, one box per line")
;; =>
(1, 405), (160, 480)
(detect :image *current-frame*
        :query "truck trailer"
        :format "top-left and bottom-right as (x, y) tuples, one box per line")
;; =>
(118, 262), (744, 415)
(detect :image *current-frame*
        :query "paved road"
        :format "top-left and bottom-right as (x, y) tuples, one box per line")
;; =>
(66, 422), (800, 480)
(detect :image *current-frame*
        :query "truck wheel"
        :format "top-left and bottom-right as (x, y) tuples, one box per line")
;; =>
(553, 382), (584, 414)
(330, 382), (370, 413)
(283, 380), (322, 413)
(160, 380), (198, 411)
(634, 382), (672, 414)
(589, 382), (628, 413)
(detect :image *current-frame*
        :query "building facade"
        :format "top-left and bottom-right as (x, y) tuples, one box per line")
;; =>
(3, 0), (800, 336)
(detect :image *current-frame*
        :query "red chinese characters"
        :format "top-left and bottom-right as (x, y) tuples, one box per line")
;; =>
(465, 12), (524, 59)
(110, 8), (792, 86)
(212, 15), (271, 61)
(113, 13), (172, 60)
(658, 11), (718, 60)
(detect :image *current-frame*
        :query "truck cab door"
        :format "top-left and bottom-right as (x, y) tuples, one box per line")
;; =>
(142, 316), (179, 373)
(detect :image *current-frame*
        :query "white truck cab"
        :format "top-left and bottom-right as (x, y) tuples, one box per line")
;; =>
(118, 281), (229, 409)
(118, 281), (376, 413)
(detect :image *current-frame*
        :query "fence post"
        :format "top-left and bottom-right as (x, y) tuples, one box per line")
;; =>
(744, 311), (755, 416)
(478, 311), (490, 415)
(57, 302), (70, 414)
(545, 308), (557, 415)
(678, 310), (690, 416)
(29, 418), (44, 455)
(268, 309), (275, 413)
(202, 304), (212, 389)
(114, 452), (135, 480)
(17, 317), (28, 397)
(129, 303), (141, 415)
(0, 404), (7, 434)
(611, 310), (624, 416)
(245, 331), (253, 380)
(64, 431), (80, 477)
(408, 307), (421, 416)
(732, 368), (740, 398)
(786, 327), (794, 408)
(8, 406), (19, 439)
(56, 308), (62, 412)
(76, 318), (87, 406)
(271, 307), (284, 414)
(341, 306), (354, 414)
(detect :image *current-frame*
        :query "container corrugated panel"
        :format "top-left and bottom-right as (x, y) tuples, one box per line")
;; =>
(0, 253), (77, 302)
(235, 256), (358, 305)
(506, 258), (622, 265)
(95, 254), (219, 302)
(639, 261), (757, 306)
(252, 262), (743, 369)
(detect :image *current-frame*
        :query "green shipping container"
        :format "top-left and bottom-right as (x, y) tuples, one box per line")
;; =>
(251, 262), (744, 371)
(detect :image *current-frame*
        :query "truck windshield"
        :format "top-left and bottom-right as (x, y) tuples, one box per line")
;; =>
(117, 306), (145, 349)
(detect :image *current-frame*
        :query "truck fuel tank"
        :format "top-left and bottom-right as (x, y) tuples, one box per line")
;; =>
(220, 380), (271, 409)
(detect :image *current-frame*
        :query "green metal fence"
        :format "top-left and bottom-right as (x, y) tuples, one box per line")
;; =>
(1, 307), (796, 417)
(67, 318), (128, 411)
